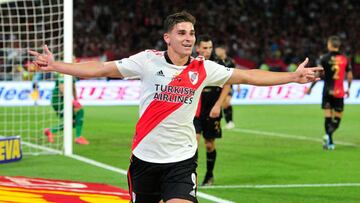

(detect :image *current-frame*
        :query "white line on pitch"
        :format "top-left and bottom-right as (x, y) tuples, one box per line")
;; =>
(201, 183), (360, 189)
(69, 154), (128, 175)
(196, 191), (235, 203)
(230, 128), (359, 147)
(22, 141), (62, 155)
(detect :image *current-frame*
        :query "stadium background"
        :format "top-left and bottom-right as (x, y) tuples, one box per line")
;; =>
(1, 1), (360, 202)
(73, 0), (360, 77)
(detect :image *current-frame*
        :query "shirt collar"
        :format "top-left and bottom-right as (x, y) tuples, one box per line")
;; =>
(164, 51), (191, 66)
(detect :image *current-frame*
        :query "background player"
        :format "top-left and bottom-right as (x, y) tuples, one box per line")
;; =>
(215, 45), (236, 129)
(44, 73), (89, 145)
(193, 35), (231, 186)
(306, 36), (353, 150)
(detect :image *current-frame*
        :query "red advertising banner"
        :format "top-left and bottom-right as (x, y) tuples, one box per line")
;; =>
(0, 176), (130, 203)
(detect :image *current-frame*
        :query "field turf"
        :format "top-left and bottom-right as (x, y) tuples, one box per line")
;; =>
(1, 105), (360, 202)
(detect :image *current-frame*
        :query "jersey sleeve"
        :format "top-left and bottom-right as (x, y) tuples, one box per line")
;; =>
(115, 51), (147, 78)
(204, 60), (234, 86)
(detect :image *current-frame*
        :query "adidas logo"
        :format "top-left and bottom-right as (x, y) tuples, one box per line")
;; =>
(189, 190), (196, 197)
(156, 70), (165, 77)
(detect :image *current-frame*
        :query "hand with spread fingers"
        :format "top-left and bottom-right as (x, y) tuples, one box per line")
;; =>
(28, 45), (54, 72)
(294, 58), (323, 84)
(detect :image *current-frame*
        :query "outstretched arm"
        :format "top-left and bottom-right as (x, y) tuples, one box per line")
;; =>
(29, 45), (123, 78)
(226, 58), (322, 85)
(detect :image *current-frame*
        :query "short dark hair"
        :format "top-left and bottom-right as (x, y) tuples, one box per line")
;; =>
(196, 34), (212, 46)
(164, 11), (196, 32)
(328, 35), (341, 48)
(216, 43), (227, 49)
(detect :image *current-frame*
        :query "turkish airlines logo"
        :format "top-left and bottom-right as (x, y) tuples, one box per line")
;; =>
(188, 71), (199, 85)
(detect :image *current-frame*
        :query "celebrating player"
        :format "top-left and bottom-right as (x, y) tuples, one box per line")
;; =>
(30, 11), (322, 203)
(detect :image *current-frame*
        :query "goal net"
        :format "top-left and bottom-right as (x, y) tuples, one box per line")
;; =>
(0, 0), (71, 155)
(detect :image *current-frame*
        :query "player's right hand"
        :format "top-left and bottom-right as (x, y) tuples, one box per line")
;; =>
(28, 45), (54, 72)
(294, 58), (323, 84)
(209, 104), (221, 118)
(304, 87), (311, 95)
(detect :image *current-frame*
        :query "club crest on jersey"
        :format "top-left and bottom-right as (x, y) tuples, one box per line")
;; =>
(188, 71), (199, 85)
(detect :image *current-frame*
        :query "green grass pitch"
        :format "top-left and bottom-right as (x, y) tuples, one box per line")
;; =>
(1, 105), (360, 202)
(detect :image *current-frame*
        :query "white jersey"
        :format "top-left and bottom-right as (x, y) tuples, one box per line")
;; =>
(116, 50), (233, 163)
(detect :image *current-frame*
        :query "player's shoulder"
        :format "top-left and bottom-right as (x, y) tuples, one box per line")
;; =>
(125, 50), (164, 63)
(144, 49), (165, 58)
(203, 58), (222, 66)
(319, 52), (331, 62)
(204, 59), (231, 72)
(320, 52), (331, 58)
(190, 55), (206, 64)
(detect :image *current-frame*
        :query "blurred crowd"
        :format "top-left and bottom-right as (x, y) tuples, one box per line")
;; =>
(73, 0), (360, 76)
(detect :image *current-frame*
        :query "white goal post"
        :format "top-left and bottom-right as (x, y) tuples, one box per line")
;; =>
(0, 0), (73, 155)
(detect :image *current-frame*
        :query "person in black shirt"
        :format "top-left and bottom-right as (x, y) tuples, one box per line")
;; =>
(193, 35), (231, 186)
(306, 36), (353, 150)
(215, 45), (236, 129)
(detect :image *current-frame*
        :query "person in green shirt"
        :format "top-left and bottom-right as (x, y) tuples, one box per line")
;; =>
(44, 73), (89, 145)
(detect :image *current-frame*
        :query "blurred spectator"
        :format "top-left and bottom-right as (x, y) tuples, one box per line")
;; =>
(3, 0), (360, 79)
(72, 0), (360, 78)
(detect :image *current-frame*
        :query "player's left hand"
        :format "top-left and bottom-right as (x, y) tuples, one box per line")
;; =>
(209, 105), (221, 118)
(28, 45), (55, 72)
(294, 58), (323, 84)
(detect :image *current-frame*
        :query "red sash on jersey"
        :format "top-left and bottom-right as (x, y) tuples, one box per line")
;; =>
(333, 55), (347, 98)
(195, 95), (202, 118)
(132, 60), (207, 150)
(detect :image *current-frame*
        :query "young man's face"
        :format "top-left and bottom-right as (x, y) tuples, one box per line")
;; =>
(196, 41), (213, 60)
(164, 22), (195, 57)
